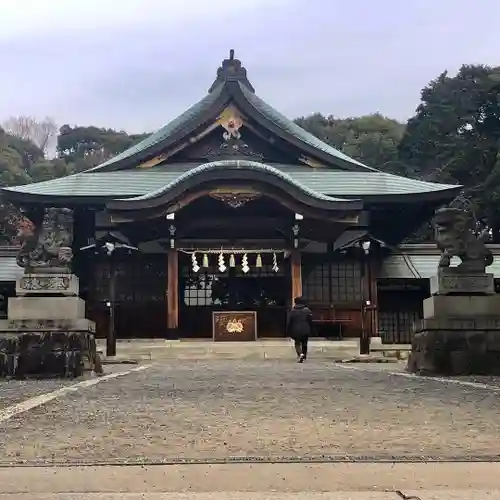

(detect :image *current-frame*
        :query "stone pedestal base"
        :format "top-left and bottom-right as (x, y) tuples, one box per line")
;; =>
(0, 330), (101, 379)
(407, 318), (500, 375)
(430, 270), (494, 296)
(8, 296), (86, 320)
(16, 273), (80, 296)
(0, 273), (101, 379)
(0, 318), (95, 333)
(423, 295), (500, 319)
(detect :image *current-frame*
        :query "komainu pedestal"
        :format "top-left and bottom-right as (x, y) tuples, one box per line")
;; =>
(0, 277), (99, 378)
(0, 274), (99, 379)
(408, 315), (500, 376)
(0, 208), (100, 379)
(407, 208), (500, 376)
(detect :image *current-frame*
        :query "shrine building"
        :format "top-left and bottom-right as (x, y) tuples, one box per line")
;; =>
(1, 50), (468, 342)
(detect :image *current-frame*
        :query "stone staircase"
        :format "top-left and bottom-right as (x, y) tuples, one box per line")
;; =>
(96, 339), (364, 362)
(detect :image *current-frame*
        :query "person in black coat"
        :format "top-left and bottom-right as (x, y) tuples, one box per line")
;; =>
(286, 296), (315, 363)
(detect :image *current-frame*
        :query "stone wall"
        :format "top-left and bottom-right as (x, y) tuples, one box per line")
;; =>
(408, 326), (500, 376)
(0, 331), (99, 379)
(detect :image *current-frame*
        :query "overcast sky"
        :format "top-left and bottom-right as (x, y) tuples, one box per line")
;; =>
(1, 0), (499, 133)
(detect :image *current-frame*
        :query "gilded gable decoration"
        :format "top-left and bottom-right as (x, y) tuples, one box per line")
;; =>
(209, 188), (261, 209)
(204, 105), (264, 160)
(217, 106), (244, 140)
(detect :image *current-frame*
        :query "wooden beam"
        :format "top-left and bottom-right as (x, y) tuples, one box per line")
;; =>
(166, 250), (179, 332)
(290, 250), (302, 304)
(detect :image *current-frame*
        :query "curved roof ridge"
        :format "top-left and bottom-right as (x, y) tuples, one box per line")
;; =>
(87, 85), (225, 172)
(236, 82), (379, 173)
(116, 159), (358, 205)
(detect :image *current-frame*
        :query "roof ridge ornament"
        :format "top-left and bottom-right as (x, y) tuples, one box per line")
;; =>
(208, 49), (255, 94)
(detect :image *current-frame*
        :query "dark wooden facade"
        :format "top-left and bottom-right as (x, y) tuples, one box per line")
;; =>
(80, 187), (368, 339)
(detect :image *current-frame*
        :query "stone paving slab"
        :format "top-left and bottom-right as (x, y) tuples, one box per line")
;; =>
(0, 493), (401, 500)
(1, 463), (500, 497)
(403, 493), (500, 500)
(96, 339), (365, 362)
(1, 360), (500, 465)
(3, 492), (500, 500)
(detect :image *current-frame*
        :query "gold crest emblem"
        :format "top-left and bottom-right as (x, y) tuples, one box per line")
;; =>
(226, 318), (244, 333)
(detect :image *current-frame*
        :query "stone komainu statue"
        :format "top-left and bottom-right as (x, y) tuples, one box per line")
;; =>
(433, 207), (493, 273)
(16, 207), (74, 272)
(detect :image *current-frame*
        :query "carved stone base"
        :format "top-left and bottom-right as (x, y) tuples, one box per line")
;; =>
(16, 273), (79, 296)
(0, 318), (95, 333)
(407, 320), (500, 376)
(0, 331), (102, 379)
(430, 269), (494, 296)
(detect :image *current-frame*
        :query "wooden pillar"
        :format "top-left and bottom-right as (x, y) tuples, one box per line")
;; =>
(359, 253), (370, 354)
(361, 253), (381, 341)
(290, 250), (302, 304)
(166, 249), (179, 332)
(368, 256), (381, 338)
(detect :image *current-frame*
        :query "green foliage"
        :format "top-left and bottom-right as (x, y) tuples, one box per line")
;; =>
(57, 125), (148, 169)
(295, 113), (409, 175)
(399, 65), (500, 228)
(0, 122), (150, 243)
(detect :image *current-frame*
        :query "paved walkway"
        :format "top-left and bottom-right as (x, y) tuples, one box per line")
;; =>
(1, 463), (500, 498)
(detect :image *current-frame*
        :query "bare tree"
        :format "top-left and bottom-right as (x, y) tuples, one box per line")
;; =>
(2, 116), (58, 157)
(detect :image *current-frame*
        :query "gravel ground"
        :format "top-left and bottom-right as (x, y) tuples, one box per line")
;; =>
(0, 365), (127, 410)
(0, 379), (80, 410)
(1, 360), (500, 464)
(339, 361), (500, 388)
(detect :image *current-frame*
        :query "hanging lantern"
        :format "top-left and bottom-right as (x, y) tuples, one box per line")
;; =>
(241, 253), (250, 274)
(191, 253), (200, 273)
(218, 252), (227, 273)
(229, 253), (236, 268)
(202, 253), (209, 268)
(272, 252), (279, 273)
(255, 253), (263, 268)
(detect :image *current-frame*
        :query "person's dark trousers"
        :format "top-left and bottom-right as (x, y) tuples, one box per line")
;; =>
(294, 337), (308, 359)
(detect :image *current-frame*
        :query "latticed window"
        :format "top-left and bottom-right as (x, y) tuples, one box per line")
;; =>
(180, 253), (286, 308)
(301, 263), (330, 302)
(302, 258), (362, 304)
(378, 310), (420, 344)
(90, 255), (166, 304)
(331, 261), (362, 302)
(182, 271), (218, 307)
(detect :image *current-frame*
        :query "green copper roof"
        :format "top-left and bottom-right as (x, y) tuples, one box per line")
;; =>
(87, 84), (225, 172)
(2, 162), (459, 200)
(125, 160), (351, 203)
(237, 82), (377, 172)
(0, 52), (462, 204)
